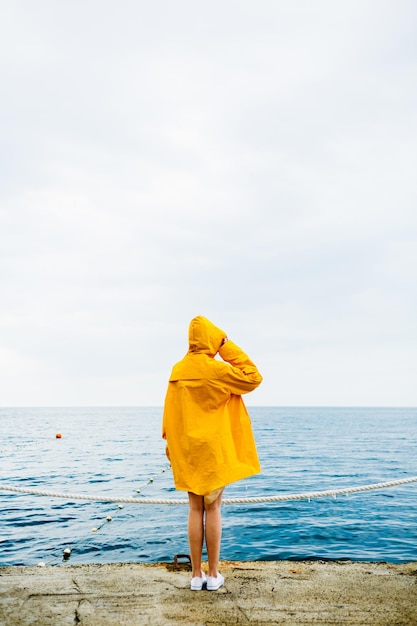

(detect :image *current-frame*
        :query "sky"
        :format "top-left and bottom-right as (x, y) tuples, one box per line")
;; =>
(1, 0), (416, 407)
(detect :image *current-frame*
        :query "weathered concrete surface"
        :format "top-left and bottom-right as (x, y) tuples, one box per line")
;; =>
(1, 561), (416, 626)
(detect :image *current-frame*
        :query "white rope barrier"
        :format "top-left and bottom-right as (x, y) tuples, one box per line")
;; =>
(1, 476), (417, 505)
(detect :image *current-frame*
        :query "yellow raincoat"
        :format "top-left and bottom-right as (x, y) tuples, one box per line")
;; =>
(162, 316), (262, 495)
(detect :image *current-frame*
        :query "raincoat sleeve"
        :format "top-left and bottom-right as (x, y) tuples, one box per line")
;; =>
(161, 391), (170, 460)
(217, 340), (262, 395)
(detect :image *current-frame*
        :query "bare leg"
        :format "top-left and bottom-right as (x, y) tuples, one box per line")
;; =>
(187, 493), (204, 578)
(204, 489), (223, 577)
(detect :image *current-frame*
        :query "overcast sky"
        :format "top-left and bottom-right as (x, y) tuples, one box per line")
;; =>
(1, 1), (416, 407)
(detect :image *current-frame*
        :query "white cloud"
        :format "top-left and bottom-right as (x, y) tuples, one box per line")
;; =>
(1, 0), (416, 405)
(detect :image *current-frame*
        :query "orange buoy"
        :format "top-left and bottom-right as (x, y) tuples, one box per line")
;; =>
(56, 433), (62, 439)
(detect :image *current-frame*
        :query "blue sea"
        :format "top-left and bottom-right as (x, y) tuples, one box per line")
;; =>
(1, 407), (416, 567)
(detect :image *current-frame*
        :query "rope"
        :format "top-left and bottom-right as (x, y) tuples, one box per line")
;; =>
(1, 476), (416, 505)
(31, 464), (172, 566)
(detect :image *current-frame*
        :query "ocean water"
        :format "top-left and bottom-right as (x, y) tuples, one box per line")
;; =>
(1, 406), (416, 567)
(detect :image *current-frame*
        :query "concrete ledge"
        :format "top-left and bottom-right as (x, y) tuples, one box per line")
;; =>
(1, 560), (416, 625)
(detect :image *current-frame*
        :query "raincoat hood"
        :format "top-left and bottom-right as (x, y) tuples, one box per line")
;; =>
(188, 316), (226, 357)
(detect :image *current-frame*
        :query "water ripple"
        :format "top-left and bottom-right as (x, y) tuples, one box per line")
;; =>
(1, 406), (416, 565)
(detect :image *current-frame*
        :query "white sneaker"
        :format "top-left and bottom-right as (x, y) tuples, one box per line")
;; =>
(190, 571), (207, 591)
(206, 573), (224, 591)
